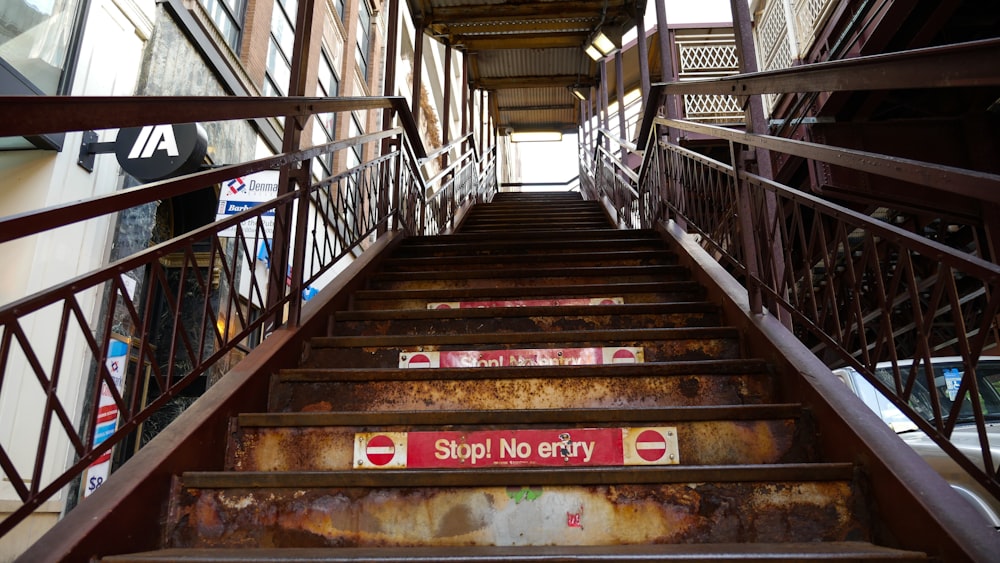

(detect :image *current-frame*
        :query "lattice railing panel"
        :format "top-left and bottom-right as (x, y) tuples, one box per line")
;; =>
(792, 0), (837, 58)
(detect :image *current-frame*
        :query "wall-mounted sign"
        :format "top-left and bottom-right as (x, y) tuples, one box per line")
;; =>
(114, 123), (208, 181)
(216, 170), (280, 238)
(81, 336), (130, 498)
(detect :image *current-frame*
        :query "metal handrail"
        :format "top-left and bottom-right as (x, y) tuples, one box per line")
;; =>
(0, 95), (495, 539)
(585, 38), (1000, 503)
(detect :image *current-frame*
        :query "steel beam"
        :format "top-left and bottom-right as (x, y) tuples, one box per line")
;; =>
(662, 38), (1000, 97)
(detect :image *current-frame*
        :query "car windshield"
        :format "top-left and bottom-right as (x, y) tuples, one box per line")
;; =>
(872, 360), (1000, 425)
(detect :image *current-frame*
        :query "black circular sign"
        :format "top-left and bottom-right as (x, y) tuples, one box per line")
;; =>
(115, 122), (208, 181)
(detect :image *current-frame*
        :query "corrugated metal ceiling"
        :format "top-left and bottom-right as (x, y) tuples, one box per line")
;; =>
(410, 0), (642, 133)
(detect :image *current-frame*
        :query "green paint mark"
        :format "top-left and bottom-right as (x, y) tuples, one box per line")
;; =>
(506, 486), (543, 504)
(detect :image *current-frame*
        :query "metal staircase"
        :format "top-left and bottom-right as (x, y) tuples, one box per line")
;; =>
(98, 192), (931, 562)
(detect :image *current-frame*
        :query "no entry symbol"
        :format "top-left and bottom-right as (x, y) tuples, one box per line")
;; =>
(365, 434), (396, 466)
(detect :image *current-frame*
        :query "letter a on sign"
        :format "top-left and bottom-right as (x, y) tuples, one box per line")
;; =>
(128, 125), (180, 159)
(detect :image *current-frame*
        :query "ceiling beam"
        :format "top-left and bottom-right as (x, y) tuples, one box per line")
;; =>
(426, 3), (623, 24)
(499, 104), (577, 111)
(477, 76), (591, 89)
(455, 34), (588, 50)
(446, 20), (596, 34)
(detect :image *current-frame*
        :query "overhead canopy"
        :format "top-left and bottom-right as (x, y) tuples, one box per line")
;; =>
(409, 0), (645, 134)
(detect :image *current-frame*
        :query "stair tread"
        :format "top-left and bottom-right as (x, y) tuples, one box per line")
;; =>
(395, 238), (663, 253)
(237, 404), (804, 427)
(351, 281), (702, 299)
(311, 326), (739, 346)
(334, 302), (719, 321)
(369, 264), (688, 281)
(381, 249), (676, 267)
(102, 542), (929, 561)
(276, 359), (772, 381)
(181, 463), (857, 488)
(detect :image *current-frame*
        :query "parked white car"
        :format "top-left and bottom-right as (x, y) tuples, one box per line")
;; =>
(833, 357), (1000, 529)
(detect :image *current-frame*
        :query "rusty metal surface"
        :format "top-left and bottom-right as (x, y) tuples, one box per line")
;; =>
(380, 250), (677, 270)
(364, 266), (688, 290)
(229, 417), (805, 472)
(166, 480), (864, 548)
(349, 282), (706, 310)
(332, 306), (720, 335)
(303, 330), (742, 368)
(100, 542), (932, 561)
(269, 369), (775, 413)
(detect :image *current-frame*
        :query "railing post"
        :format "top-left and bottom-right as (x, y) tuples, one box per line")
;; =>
(287, 158), (312, 326)
(730, 0), (790, 325)
(615, 51), (628, 162)
(730, 140), (764, 314)
(379, 0), (401, 235)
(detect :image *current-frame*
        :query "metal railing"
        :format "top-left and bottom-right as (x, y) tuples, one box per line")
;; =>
(0, 95), (496, 539)
(586, 38), (1000, 503)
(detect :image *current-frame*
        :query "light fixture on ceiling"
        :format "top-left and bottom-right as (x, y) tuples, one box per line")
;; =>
(510, 131), (563, 143)
(585, 30), (618, 60)
(569, 85), (589, 101)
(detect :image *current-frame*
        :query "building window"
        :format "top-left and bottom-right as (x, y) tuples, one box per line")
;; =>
(312, 49), (340, 177)
(355, 1), (371, 80)
(200, 0), (246, 52)
(333, 0), (345, 22)
(0, 0), (86, 94)
(264, 0), (296, 96)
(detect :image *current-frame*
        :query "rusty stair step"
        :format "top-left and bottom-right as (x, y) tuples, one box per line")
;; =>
(404, 228), (654, 244)
(459, 209), (610, 220)
(303, 327), (742, 367)
(310, 326), (739, 347)
(332, 302), (721, 335)
(238, 404), (803, 427)
(100, 542), (931, 562)
(379, 249), (677, 270)
(365, 265), (691, 291)
(392, 237), (664, 257)
(165, 464), (865, 548)
(349, 281), (705, 310)
(228, 405), (811, 471)
(268, 359), (777, 412)
(370, 264), (689, 282)
(179, 462), (857, 489)
(457, 224), (614, 234)
(459, 216), (611, 226)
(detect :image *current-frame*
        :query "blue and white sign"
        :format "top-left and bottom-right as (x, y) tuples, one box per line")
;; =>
(216, 170), (280, 238)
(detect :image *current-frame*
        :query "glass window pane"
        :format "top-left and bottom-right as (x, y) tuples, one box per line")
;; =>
(271, 2), (295, 58)
(0, 0), (84, 93)
(200, 0), (245, 51)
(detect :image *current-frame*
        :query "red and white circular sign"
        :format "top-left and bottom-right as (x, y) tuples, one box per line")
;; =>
(634, 429), (667, 462)
(407, 353), (432, 368)
(365, 435), (396, 466)
(611, 348), (637, 364)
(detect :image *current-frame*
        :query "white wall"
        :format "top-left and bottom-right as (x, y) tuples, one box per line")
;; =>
(0, 0), (153, 559)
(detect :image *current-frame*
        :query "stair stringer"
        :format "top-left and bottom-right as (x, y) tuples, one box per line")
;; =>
(657, 219), (1000, 562)
(16, 231), (410, 563)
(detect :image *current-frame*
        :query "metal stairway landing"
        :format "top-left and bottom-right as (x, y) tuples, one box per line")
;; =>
(102, 192), (930, 562)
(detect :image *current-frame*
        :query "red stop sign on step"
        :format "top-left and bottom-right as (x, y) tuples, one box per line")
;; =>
(365, 434), (396, 466)
(635, 429), (667, 462)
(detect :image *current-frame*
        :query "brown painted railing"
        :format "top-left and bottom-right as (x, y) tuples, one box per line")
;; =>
(0, 95), (496, 539)
(585, 38), (1000, 503)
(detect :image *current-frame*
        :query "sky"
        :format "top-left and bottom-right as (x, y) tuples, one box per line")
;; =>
(516, 0), (735, 186)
